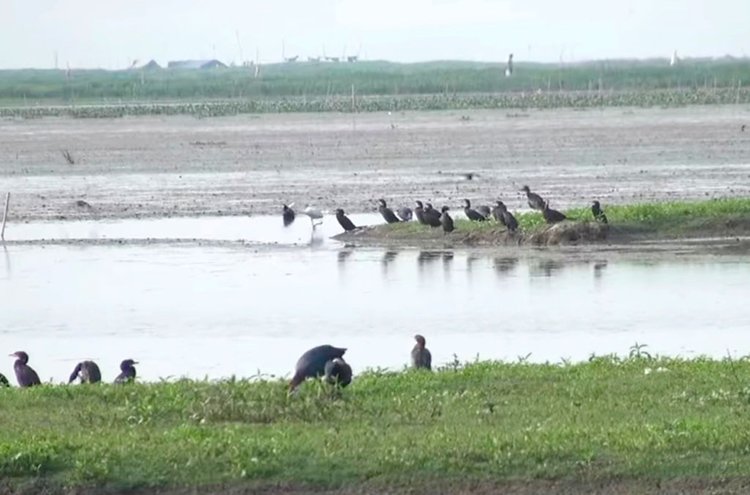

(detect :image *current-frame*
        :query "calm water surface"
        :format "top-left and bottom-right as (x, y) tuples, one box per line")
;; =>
(1, 215), (749, 384)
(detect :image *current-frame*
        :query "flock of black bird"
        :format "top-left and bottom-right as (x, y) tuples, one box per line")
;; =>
(1, 336), (434, 390)
(282, 185), (608, 234)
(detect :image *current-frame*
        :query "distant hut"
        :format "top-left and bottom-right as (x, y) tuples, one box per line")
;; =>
(167, 59), (227, 70)
(140, 60), (162, 70)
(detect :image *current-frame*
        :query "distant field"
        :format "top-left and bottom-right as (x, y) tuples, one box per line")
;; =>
(3, 58), (750, 100)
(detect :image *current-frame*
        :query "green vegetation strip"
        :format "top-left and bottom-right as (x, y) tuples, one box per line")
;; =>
(384, 198), (750, 236)
(3, 355), (750, 491)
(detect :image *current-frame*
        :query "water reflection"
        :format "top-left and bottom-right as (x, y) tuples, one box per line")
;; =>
(493, 257), (518, 276)
(529, 259), (565, 278)
(381, 250), (399, 276)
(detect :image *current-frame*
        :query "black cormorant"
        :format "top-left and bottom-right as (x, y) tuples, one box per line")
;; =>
(282, 204), (296, 226)
(396, 206), (413, 222)
(463, 199), (486, 221)
(324, 358), (352, 387)
(542, 201), (567, 224)
(414, 201), (427, 225)
(521, 185), (545, 211)
(114, 359), (137, 384)
(411, 335), (432, 370)
(492, 201), (518, 232)
(477, 205), (491, 219)
(440, 206), (454, 233)
(378, 199), (400, 224)
(592, 200), (608, 224)
(9, 351), (41, 387)
(335, 208), (357, 232)
(68, 360), (102, 384)
(423, 203), (442, 227)
(290, 345), (347, 390)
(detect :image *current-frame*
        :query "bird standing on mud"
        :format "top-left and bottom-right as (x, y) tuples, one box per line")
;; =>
(282, 204), (296, 227)
(324, 357), (353, 387)
(114, 359), (138, 384)
(463, 199), (486, 222)
(542, 201), (567, 224)
(492, 201), (518, 232)
(9, 351), (41, 387)
(592, 201), (608, 224)
(378, 199), (400, 224)
(423, 203), (442, 227)
(290, 345), (348, 390)
(411, 335), (432, 370)
(68, 360), (102, 384)
(335, 208), (357, 232)
(521, 185), (546, 211)
(440, 206), (454, 234)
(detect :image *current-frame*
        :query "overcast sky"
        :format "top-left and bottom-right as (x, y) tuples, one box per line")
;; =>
(3, 0), (748, 69)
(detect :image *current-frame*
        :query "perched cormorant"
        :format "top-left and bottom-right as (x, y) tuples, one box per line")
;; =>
(414, 201), (427, 225)
(396, 206), (413, 222)
(411, 335), (432, 370)
(423, 203), (442, 227)
(440, 206), (454, 233)
(477, 205), (492, 219)
(492, 201), (518, 232)
(521, 185), (546, 211)
(324, 358), (353, 387)
(592, 200), (608, 224)
(463, 199), (486, 222)
(335, 208), (357, 232)
(114, 359), (137, 384)
(378, 199), (400, 224)
(542, 201), (567, 224)
(9, 351), (41, 388)
(290, 345), (347, 390)
(0, 373), (9, 387)
(68, 360), (102, 384)
(282, 204), (296, 227)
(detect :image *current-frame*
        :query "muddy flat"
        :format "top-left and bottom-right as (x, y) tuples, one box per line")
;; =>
(1, 106), (749, 223)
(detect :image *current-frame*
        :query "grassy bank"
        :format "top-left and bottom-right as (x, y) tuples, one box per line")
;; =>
(341, 198), (750, 246)
(3, 355), (750, 494)
(2, 58), (750, 117)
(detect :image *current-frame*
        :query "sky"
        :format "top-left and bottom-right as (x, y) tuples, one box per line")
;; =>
(2, 0), (748, 69)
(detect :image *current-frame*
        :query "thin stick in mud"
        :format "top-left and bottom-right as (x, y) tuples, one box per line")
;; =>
(1, 192), (9, 241)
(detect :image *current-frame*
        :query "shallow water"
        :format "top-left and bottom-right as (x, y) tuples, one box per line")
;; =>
(2, 216), (750, 384)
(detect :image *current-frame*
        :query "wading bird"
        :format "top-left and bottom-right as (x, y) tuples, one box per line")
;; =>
(282, 203), (296, 227)
(592, 200), (608, 224)
(463, 199), (486, 222)
(396, 206), (413, 222)
(542, 201), (567, 224)
(114, 359), (137, 384)
(521, 185), (545, 211)
(9, 351), (41, 387)
(290, 345), (347, 390)
(68, 360), (102, 384)
(335, 208), (357, 232)
(411, 335), (432, 370)
(378, 199), (400, 224)
(324, 357), (352, 387)
(440, 206), (454, 233)
(302, 206), (323, 228)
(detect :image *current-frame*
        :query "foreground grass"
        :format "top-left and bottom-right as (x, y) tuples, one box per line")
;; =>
(383, 197), (750, 239)
(3, 356), (750, 492)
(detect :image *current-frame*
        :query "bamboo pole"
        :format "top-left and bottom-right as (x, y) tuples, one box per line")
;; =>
(1, 192), (9, 241)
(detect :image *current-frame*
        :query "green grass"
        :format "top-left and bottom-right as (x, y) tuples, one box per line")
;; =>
(383, 198), (750, 239)
(1, 58), (750, 117)
(3, 355), (750, 492)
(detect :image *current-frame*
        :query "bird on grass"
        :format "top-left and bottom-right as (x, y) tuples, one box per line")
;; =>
(378, 199), (400, 224)
(592, 200), (608, 224)
(9, 351), (41, 387)
(463, 199), (486, 222)
(492, 201), (518, 232)
(414, 201), (427, 225)
(324, 358), (353, 387)
(290, 345), (347, 391)
(521, 185), (546, 211)
(68, 360), (102, 384)
(114, 359), (138, 384)
(440, 206), (454, 234)
(542, 201), (567, 224)
(411, 335), (432, 370)
(282, 204), (296, 227)
(335, 208), (357, 232)
(396, 206), (413, 222)
(423, 203), (442, 227)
